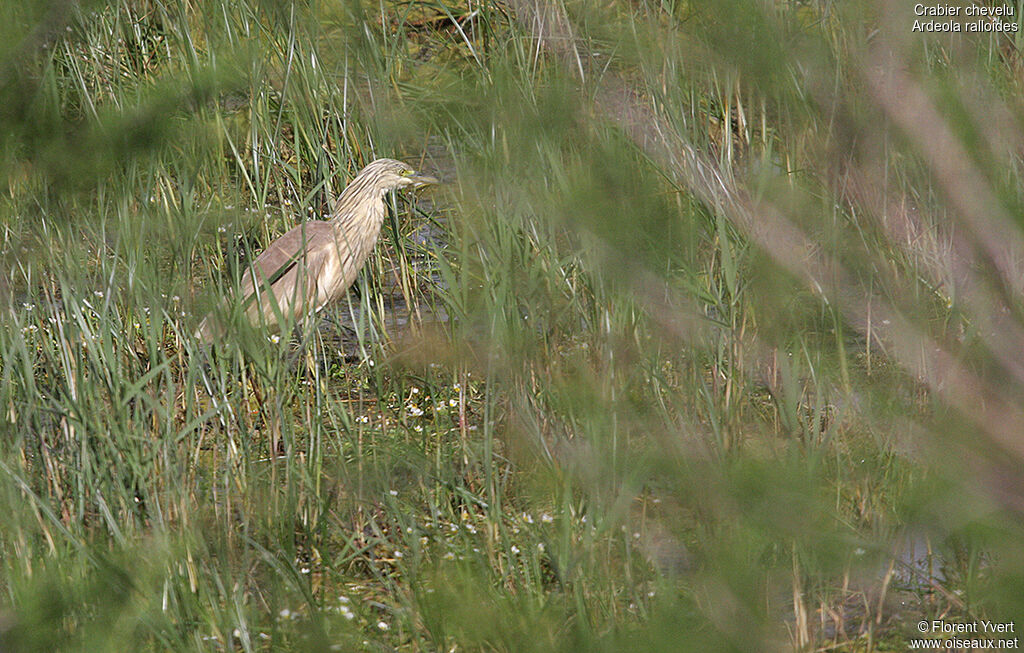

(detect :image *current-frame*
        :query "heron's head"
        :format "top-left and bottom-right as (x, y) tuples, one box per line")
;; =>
(360, 158), (439, 194)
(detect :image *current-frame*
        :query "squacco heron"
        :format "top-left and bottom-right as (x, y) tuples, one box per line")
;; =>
(196, 158), (438, 342)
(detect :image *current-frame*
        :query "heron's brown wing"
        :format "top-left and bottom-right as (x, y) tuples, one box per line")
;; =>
(238, 221), (338, 330)
(196, 220), (359, 341)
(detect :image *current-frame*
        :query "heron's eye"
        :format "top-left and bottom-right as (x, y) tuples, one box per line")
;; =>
(400, 169), (412, 176)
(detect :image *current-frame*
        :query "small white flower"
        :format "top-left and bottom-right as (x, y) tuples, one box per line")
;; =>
(22, 302), (34, 311)
(443, 551), (455, 560)
(522, 513), (534, 524)
(448, 398), (458, 407)
(453, 382), (461, 391)
(541, 513), (553, 524)
(410, 387), (419, 394)
(340, 608), (354, 621)
(389, 490), (398, 496)
(339, 596), (350, 604)
(394, 550), (403, 559)
(367, 359), (375, 367)
(300, 567), (310, 574)
(647, 591), (655, 598)
(356, 415), (369, 424)
(633, 532), (641, 539)
(93, 290), (104, 298)
(413, 425), (423, 433)
(377, 621), (389, 631)
(510, 545), (520, 554)
(465, 524), (477, 534)
(171, 295), (180, 302)
(279, 608), (291, 619)
(268, 334), (281, 344)
(537, 543), (545, 552)
(407, 405), (423, 417)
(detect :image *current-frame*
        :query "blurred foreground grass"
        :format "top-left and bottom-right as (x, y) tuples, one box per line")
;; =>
(2, 0), (1024, 651)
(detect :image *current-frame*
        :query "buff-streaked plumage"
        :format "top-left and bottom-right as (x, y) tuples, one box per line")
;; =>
(196, 158), (437, 342)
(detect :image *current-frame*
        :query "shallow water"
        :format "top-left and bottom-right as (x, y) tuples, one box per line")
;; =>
(893, 532), (947, 591)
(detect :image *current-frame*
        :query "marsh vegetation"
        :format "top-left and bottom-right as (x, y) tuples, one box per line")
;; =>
(1, 1), (1023, 650)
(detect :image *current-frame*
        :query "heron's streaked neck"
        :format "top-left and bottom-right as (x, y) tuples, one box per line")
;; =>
(329, 180), (391, 230)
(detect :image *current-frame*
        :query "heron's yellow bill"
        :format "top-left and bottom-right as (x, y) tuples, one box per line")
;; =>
(409, 172), (439, 188)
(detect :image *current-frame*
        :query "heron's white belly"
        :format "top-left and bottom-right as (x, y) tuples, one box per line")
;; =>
(316, 246), (359, 310)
